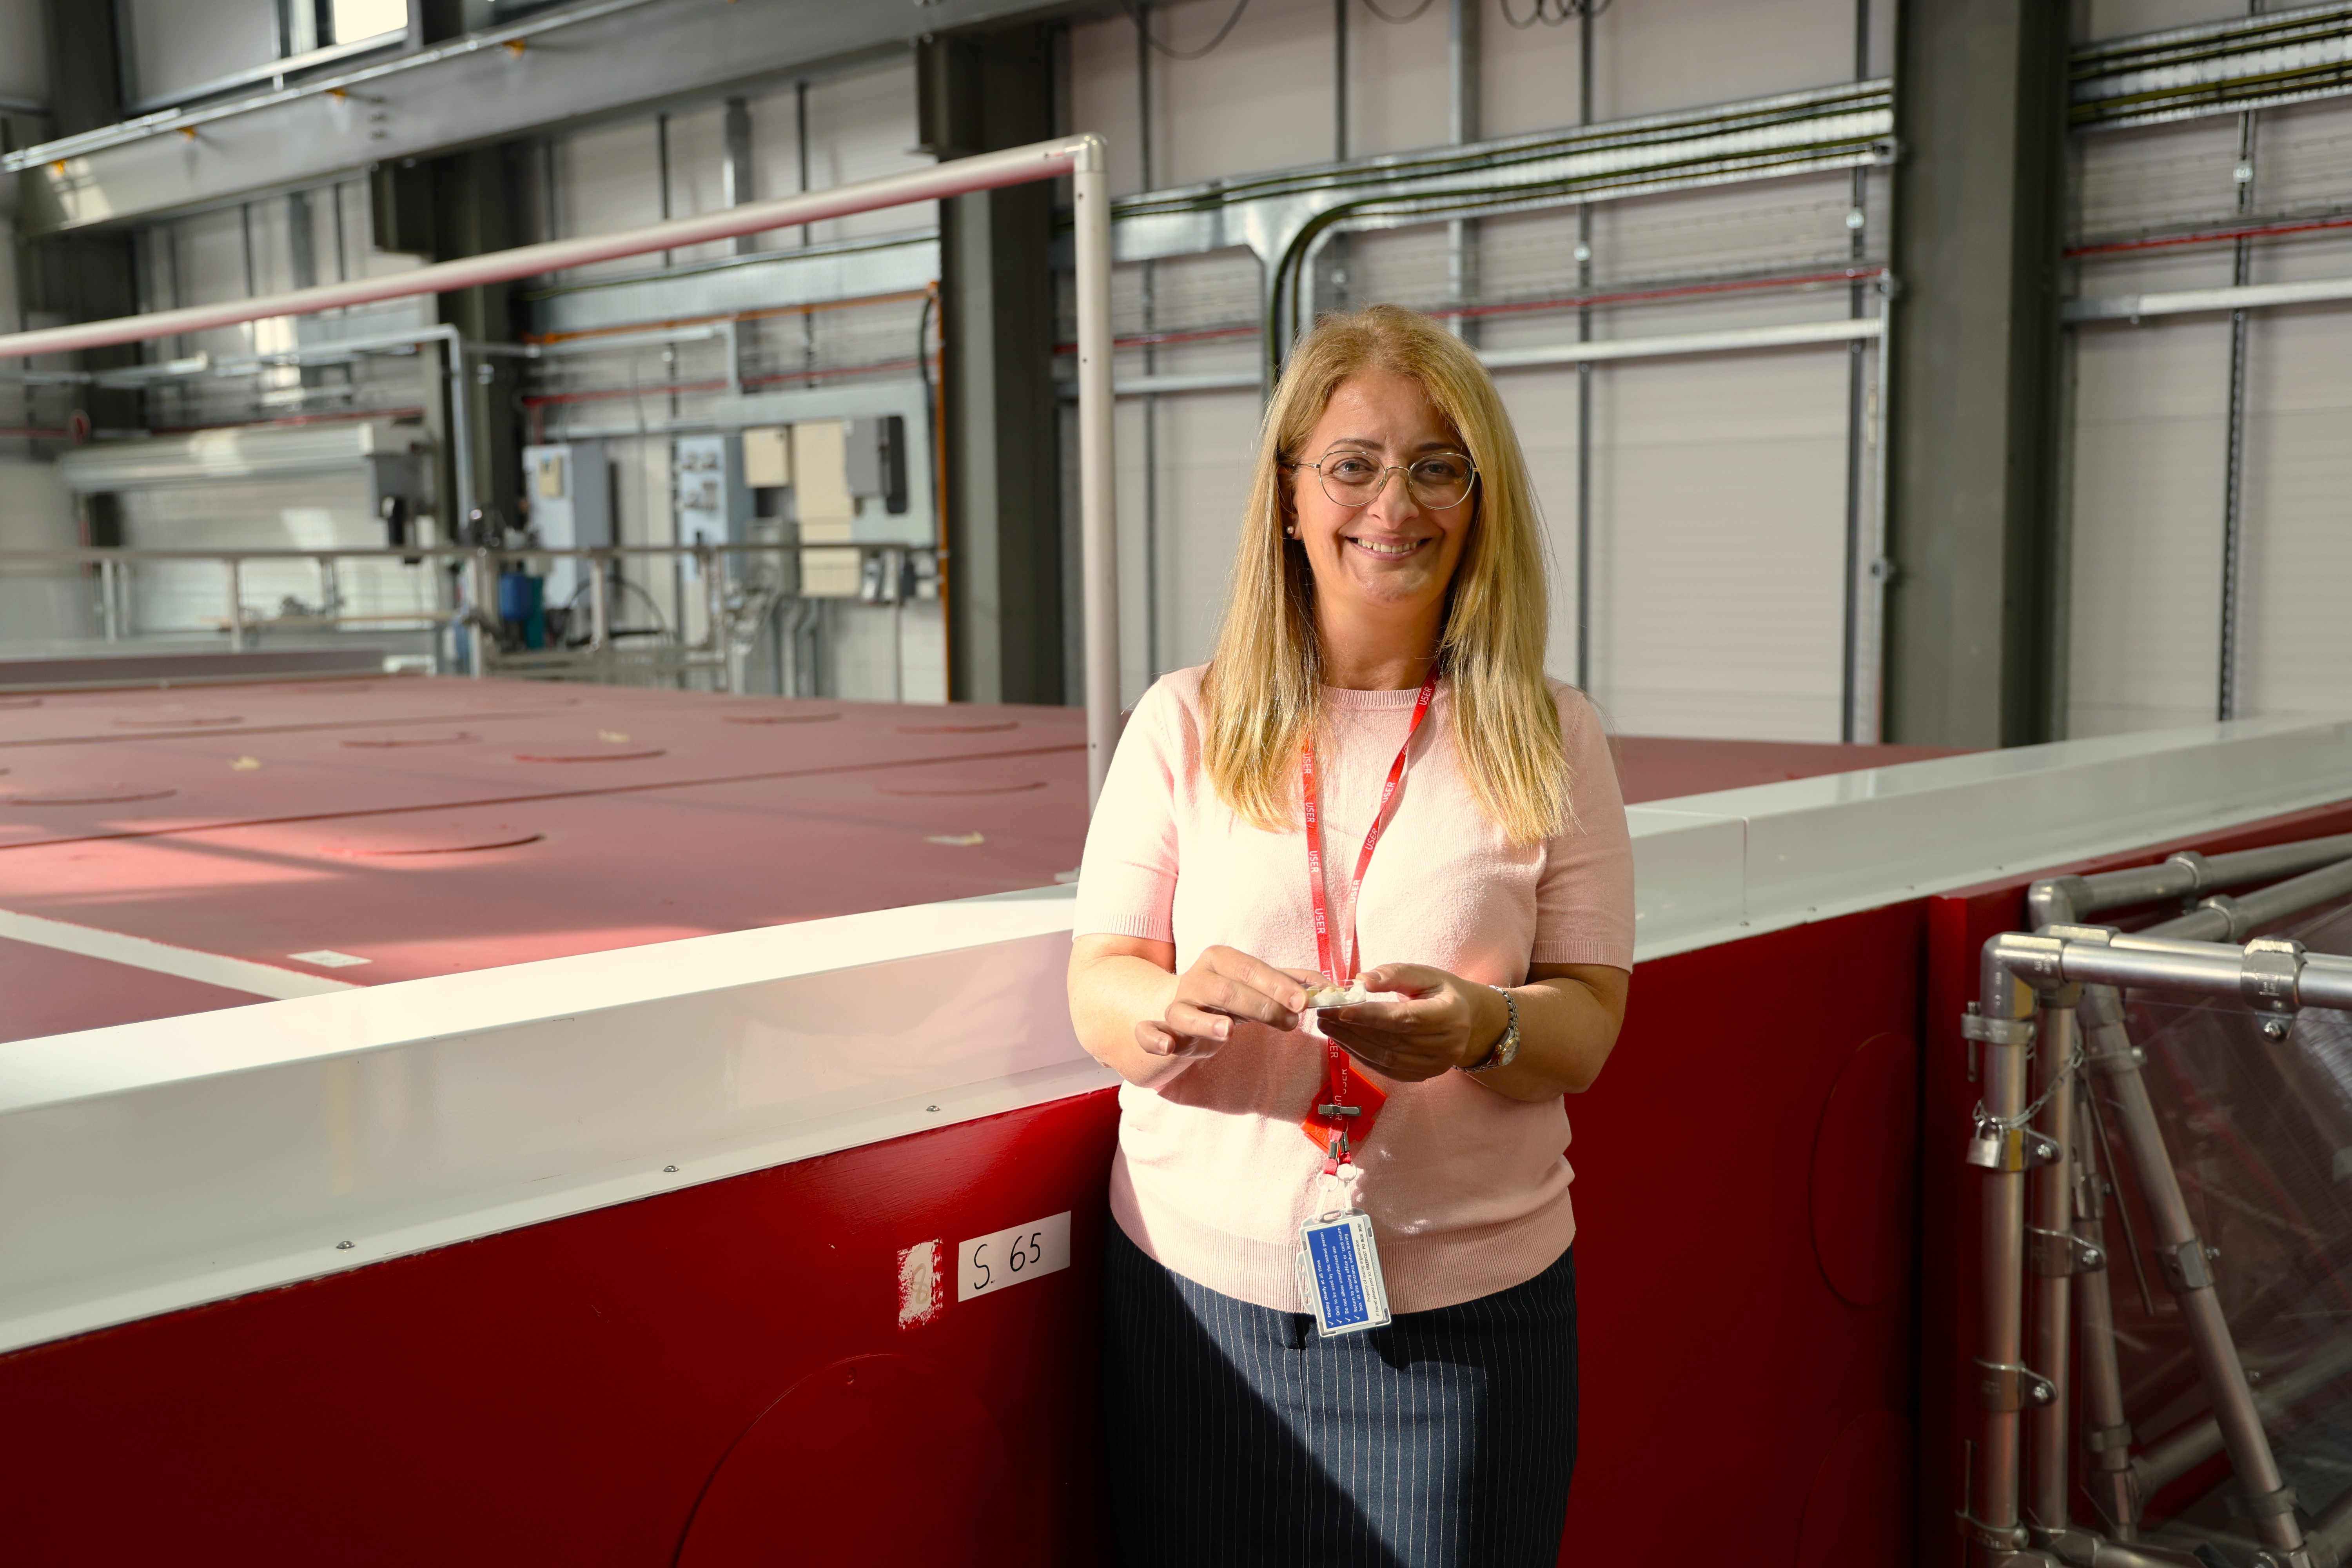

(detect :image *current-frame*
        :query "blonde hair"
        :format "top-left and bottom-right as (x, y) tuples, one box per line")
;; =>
(1200, 304), (1569, 846)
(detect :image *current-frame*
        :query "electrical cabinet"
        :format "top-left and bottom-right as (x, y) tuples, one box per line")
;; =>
(522, 442), (612, 611)
(673, 434), (751, 579)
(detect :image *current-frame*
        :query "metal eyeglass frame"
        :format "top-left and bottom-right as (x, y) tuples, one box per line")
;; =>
(1289, 449), (1480, 510)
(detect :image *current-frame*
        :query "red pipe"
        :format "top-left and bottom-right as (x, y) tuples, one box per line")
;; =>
(2067, 214), (2352, 258)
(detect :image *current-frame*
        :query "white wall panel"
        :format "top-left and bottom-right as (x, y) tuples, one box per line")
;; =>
(124, 0), (278, 107)
(661, 102), (735, 268)
(1563, 341), (1852, 739)
(0, 0), (47, 103)
(2230, 300), (2352, 720)
(2250, 100), (2352, 227)
(0, 457), (85, 645)
(554, 120), (664, 283)
(1075, 0), (1339, 194)
(1342, 2), (1450, 158)
(1586, 0), (1882, 124)
(2079, 1), (2246, 43)
(740, 82), (808, 253)
(117, 473), (436, 635)
(802, 61), (933, 245)
(2074, 117), (2241, 242)
(2065, 318), (2230, 737)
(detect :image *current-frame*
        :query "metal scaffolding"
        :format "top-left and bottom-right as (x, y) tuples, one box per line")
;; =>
(1962, 834), (2352, 1568)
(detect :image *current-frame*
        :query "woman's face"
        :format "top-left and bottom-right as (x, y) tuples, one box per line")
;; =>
(1286, 368), (1475, 628)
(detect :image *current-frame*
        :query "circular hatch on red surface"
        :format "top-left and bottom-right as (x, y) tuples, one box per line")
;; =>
(679, 1354), (1019, 1568)
(876, 780), (1047, 797)
(724, 712), (842, 725)
(512, 748), (667, 763)
(318, 822), (543, 857)
(897, 720), (1018, 734)
(341, 733), (481, 749)
(3, 785), (178, 805)
(112, 714), (241, 728)
(1808, 1032), (1920, 1310)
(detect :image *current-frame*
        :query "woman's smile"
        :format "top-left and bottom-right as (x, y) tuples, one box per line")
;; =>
(1345, 533), (1430, 559)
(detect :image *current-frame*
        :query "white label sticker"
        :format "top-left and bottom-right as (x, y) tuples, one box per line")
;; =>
(958, 1212), (1071, 1302)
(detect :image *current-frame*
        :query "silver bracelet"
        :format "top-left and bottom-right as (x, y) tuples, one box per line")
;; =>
(1464, 984), (1521, 1073)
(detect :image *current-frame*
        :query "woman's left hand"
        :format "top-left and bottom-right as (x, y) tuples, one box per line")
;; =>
(1318, 963), (1509, 1083)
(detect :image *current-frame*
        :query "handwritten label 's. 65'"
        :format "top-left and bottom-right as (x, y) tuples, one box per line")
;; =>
(958, 1212), (1072, 1302)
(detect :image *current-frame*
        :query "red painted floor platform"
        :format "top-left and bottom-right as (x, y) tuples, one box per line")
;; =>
(0, 673), (1959, 1042)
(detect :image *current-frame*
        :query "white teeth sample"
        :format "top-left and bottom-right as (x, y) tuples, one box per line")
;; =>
(1307, 980), (1371, 1009)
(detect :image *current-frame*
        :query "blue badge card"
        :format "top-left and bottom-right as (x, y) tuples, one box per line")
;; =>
(1296, 1210), (1392, 1338)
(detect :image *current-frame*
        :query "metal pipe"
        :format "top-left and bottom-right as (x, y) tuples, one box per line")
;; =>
(2067, 272), (2352, 323)
(2078, 984), (2308, 1559)
(2036, 834), (2352, 927)
(2134, 1328), (2352, 1497)
(466, 550), (490, 681)
(1574, 3), (1594, 695)
(2029, 1000), (2082, 1532)
(1839, 0), (1867, 746)
(1865, 279), (1892, 743)
(702, 543), (726, 689)
(588, 558), (609, 653)
(99, 557), (120, 641)
(226, 560), (245, 653)
(1968, 951), (2038, 1561)
(2201, 856), (2352, 941)
(1072, 136), (1120, 809)
(0, 140), (1102, 361)
(2044, 1529), (2212, 1568)
(2073, 1088), (2141, 1538)
(1446, 0), (1479, 347)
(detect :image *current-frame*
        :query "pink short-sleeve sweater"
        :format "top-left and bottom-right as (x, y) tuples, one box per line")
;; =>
(1072, 664), (1636, 1314)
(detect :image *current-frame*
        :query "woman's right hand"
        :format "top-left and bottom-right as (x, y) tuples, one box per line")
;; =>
(1137, 946), (1323, 1060)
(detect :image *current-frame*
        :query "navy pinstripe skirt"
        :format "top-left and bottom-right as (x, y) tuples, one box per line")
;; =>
(1103, 1224), (1578, 1568)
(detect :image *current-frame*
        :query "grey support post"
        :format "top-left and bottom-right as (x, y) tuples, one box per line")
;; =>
(1885, 0), (2070, 747)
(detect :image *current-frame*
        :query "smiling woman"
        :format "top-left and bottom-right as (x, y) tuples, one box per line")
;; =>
(1065, 305), (1635, 1568)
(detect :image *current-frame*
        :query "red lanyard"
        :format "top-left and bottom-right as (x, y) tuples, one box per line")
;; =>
(1299, 671), (1438, 1171)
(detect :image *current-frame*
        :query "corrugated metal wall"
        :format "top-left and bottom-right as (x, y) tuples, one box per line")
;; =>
(1073, 0), (1893, 735)
(2063, 14), (2352, 737)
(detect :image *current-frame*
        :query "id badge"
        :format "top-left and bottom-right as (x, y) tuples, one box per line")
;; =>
(1295, 1209), (1392, 1338)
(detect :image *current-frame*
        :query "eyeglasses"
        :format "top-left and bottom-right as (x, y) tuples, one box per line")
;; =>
(1292, 448), (1478, 510)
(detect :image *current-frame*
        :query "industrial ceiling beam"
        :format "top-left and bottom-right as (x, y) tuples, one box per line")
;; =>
(1, 0), (1087, 236)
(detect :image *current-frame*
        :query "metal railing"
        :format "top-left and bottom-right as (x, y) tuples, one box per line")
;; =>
(1962, 836), (2352, 1568)
(9, 540), (940, 699)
